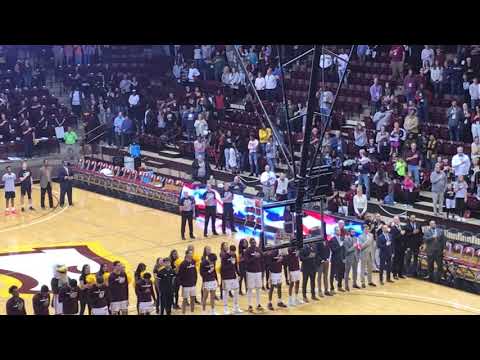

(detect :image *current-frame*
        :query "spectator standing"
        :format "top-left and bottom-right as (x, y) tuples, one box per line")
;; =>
(405, 143), (421, 185)
(403, 107), (419, 135)
(378, 224), (393, 285)
(264, 68), (278, 102)
(336, 51), (349, 84)
(451, 146), (471, 178)
(421, 45), (434, 67)
(113, 112), (124, 147)
(260, 165), (276, 201)
(258, 125), (272, 156)
(343, 229), (360, 291)
(254, 72), (266, 99)
(357, 45), (368, 65)
(403, 69), (418, 102)
(471, 136), (480, 163)
(422, 221), (445, 283)
(402, 172), (415, 208)
(357, 149), (371, 200)
(22, 120), (34, 158)
(389, 45), (405, 82)
(373, 106), (392, 132)
(194, 113), (208, 138)
(265, 136), (276, 170)
(353, 185), (367, 219)
(372, 167), (390, 203)
(275, 173), (289, 201)
(121, 116), (133, 147)
(187, 63), (200, 83)
(430, 60), (443, 99)
(354, 124), (368, 149)
(329, 227), (345, 293)
(447, 101), (462, 141)
(370, 78), (383, 115)
(248, 134), (260, 177)
(469, 78), (480, 110)
(472, 108), (480, 140)
(194, 136), (206, 160)
(454, 175), (468, 220)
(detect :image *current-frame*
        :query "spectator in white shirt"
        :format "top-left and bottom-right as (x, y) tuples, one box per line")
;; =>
(128, 90), (140, 107)
(264, 67), (277, 102)
(451, 146), (471, 177)
(353, 185), (368, 219)
(193, 45), (203, 67)
(421, 45), (434, 67)
(260, 165), (277, 201)
(194, 113), (208, 138)
(230, 67), (241, 87)
(469, 78), (480, 110)
(187, 63), (200, 82)
(254, 72), (266, 99)
(430, 60), (443, 99)
(119, 74), (132, 94)
(275, 173), (289, 201)
(221, 66), (233, 86)
(471, 136), (480, 162)
(336, 52), (349, 84)
(248, 134), (260, 176)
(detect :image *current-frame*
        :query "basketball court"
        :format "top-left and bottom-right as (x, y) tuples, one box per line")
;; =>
(0, 184), (478, 315)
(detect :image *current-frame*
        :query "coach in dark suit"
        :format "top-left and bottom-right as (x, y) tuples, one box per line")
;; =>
(390, 216), (407, 279)
(422, 220), (446, 283)
(299, 244), (317, 302)
(377, 224), (393, 285)
(404, 214), (423, 277)
(58, 160), (74, 207)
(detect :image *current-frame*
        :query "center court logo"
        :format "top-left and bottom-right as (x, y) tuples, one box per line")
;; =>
(0, 245), (117, 294)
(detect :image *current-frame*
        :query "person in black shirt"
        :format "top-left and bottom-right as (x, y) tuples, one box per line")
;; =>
(6, 285), (26, 315)
(169, 250), (181, 310)
(152, 257), (163, 314)
(32, 285), (50, 315)
(179, 191), (196, 240)
(18, 161), (34, 212)
(59, 279), (80, 315)
(299, 243), (318, 303)
(22, 120), (34, 158)
(157, 257), (176, 315)
(78, 264), (92, 315)
(134, 263), (146, 314)
(202, 184), (219, 237)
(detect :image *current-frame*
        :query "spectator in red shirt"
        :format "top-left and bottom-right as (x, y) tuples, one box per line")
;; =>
(214, 89), (225, 120)
(389, 45), (405, 82)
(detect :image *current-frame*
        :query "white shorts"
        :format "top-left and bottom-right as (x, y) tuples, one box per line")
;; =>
(446, 199), (455, 209)
(110, 300), (129, 313)
(139, 301), (154, 314)
(289, 270), (301, 283)
(270, 272), (282, 285)
(222, 278), (239, 291)
(92, 306), (109, 315)
(182, 286), (196, 298)
(203, 280), (218, 291)
(246, 272), (262, 290)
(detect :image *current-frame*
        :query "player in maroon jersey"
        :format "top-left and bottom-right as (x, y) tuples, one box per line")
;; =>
(178, 249), (198, 314)
(286, 247), (302, 306)
(59, 279), (80, 315)
(136, 272), (156, 315)
(88, 276), (110, 315)
(200, 246), (218, 315)
(32, 285), (50, 315)
(266, 249), (287, 310)
(108, 261), (129, 315)
(6, 286), (26, 315)
(221, 244), (243, 314)
(244, 237), (264, 313)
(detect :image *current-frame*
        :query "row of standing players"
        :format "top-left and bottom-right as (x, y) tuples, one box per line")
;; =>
(5, 213), (443, 315)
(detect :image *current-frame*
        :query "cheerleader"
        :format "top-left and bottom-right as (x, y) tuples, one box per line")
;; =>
(136, 272), (156, 315)
(200, 246), (218, 315)
(78, 265), (92, 315)
(238, 238), (249, 295)
(108, 261), (129, 315)
(134, 263), (146, 314)
(221, 245), (243, 314)
(88, 275), (110, 315)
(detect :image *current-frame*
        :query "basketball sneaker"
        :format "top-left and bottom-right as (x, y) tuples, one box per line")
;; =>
(224, 306), (231, 315)
(233, 306), (243, 314)
(288, 297), (296, 307)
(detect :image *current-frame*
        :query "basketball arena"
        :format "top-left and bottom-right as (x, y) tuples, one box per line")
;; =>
(1, 45), (479, 315)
